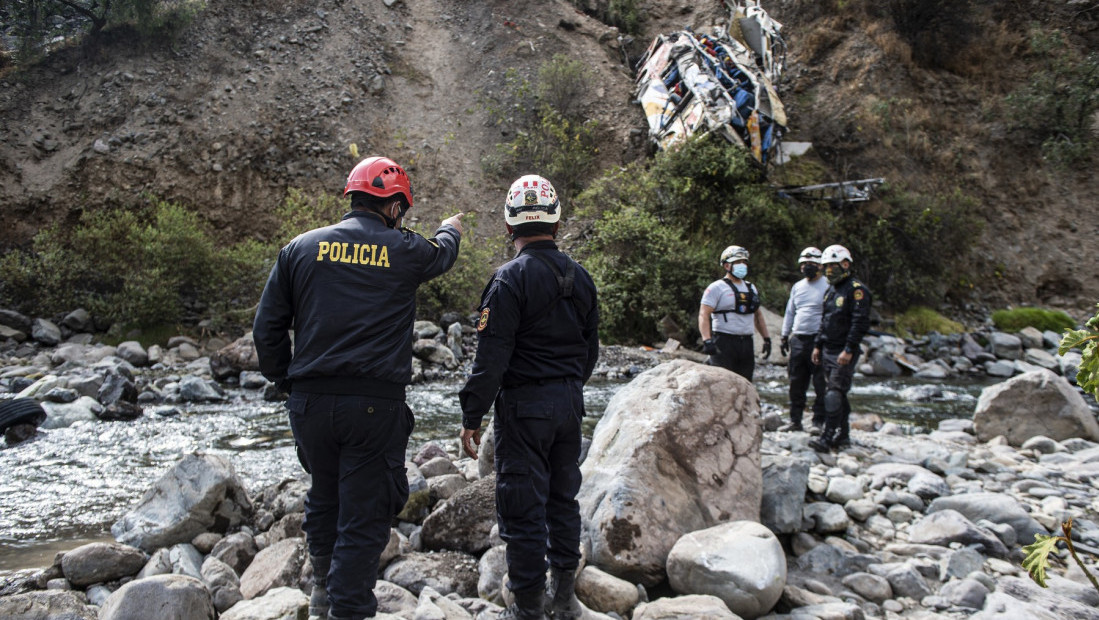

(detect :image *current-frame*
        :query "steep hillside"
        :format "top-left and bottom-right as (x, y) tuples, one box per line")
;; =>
(1, 0), (1096, 319)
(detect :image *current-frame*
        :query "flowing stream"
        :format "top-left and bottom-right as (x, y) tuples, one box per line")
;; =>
(0, 366), (993, 577)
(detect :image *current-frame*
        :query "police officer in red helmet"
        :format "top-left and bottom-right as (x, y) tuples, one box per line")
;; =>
(254, 156), (463, 620)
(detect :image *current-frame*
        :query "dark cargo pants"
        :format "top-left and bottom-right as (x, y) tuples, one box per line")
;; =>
(288, 392), (413, 619)
(820, 348), (860, 443)
(707, 332), (755, 382)
(493, 379), (584, 594)
(787, 334), (826, 426)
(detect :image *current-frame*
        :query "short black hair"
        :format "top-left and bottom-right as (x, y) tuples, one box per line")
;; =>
(349, 191), (407, 212)
(510, 222), (557, 240)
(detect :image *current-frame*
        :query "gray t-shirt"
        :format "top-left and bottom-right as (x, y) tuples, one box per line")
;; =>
(702, 278), (756, 336)
(781, 276), (829, 337)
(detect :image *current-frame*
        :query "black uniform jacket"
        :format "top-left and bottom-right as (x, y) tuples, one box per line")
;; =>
(459, 240), (599, 430)
(253, 210), (461, 398)
(815, 275), (872, 354)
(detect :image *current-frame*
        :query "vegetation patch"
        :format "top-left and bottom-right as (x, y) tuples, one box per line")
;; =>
(893, 306), (964, 338)
(991, 307), (1076, 333)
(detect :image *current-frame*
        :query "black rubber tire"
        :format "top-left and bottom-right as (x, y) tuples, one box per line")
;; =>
(0, 397), (47, 432)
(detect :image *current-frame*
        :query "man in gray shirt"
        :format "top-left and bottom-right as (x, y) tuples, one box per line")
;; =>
(779, 247), (829, 432)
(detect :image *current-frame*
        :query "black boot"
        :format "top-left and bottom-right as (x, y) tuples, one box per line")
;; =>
(499, 586), (548, 620)
(544, 567), (582, 619)
(808, 427), (836, 452)
(309, 554), (331, 618)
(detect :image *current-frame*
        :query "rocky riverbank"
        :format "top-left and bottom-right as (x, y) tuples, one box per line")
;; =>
(1, 306), (1098, 619)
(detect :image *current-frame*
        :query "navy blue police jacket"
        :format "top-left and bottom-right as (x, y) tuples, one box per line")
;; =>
(253, 210), (460, 399)
(815, 275), (872, 354)
(459, 240), (599, 430)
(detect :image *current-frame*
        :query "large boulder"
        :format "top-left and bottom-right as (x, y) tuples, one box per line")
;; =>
(973, 370), (1099, 445)
(112, 453), (253, 551)
(666, 521), (785, 619)
(381, 550), (479, 598)
(209, 334), (261, 381)
(219, 586), (308, 620)
(907, 509), (1010, 557)
(421, 474), (497, 554)
(578, 360), (761, 585)
(61, 541), (147, 587)
(631, 594), (740, 619)
(926, 493), (1046, 544)
(98, 574), (215, 620)
(0, 590), (97, 620)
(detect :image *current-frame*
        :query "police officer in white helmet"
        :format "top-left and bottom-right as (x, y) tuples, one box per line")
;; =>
(699, 245), (771, 382)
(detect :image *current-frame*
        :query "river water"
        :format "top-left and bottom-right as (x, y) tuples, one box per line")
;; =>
(0, 365), (992, 577)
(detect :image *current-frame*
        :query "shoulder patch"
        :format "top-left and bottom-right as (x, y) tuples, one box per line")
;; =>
(852, 281), (862, 288)
(835, 296), (845, 307)
(477, 307), (490, 332)
(853, 289), (865, 301)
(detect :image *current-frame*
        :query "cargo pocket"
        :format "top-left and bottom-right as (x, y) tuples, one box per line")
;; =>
(496, 458), (534, 520)
(515, 400), (553, 420)
(385, 454), (410, 518)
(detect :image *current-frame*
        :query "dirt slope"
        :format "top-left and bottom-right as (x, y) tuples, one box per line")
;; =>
(1, 0), (1096, 319)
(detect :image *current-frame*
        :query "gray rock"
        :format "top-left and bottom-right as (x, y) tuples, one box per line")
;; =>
(168, 543), (205, 579)
(794, 542), (875, 576)
(1024, 348), (1059, 370)
(115, 341), (149, 366)
(974, 370), (1099, 444)
(99, 574), (215, 620)
(0, 308), (33, 333)
(907, 470), (950, 499)
(414, 321), (442, 339)
(940, 546), (984, 580)
(412, 339), (459, 369)
(632, 594), (739, 619)
(937, 418), (975, 434)
(382, 550), (479, 597)
(908, 509), (1009, 557)
(941, 577), (989, 609)
(476, 545), (507, 604)
(219, 586), (307, 620)
(981, 576), (1099, 620)
(825, 476), (864, 504)
(0, 590), (96, 619)
(665, 521), (785, 618)
(885, 504), (914, 523)
(210, 531), (259, 575)
(112, 453), (252, 552)
(179, 376), (225, 402)
(239, 371), (268, 390)
(200, 555), (243, 613)
(97, 371), (137, 406)
(1060, 350), (1083, 383)
(761, 455), (810, 534)
(137, 547), (173, 579)
(239, 537), (305, 600)
(804, 502), (852, 534)
(421, 474), (497, 555)
(32, 318), (62, 345)
(578, 360), (761, 586)
(1020, 435), (1061, 454)
(61, 541), (147, 587)
(841, 571), (892, 603)
(418, 455), (459, 478)
(988, 332), (1022, 360)
(427, 473), (469, 501)
(575, 565), (639, 617)
(376, 579), (419, 617)
(844, 499), (877, 522)
(985, 360), (1015, 377)
(1016, 327), (1044, 349)
(885, 563), (932, 600)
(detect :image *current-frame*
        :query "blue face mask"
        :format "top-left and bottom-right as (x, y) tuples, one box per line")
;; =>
(732, 264), (748, 279)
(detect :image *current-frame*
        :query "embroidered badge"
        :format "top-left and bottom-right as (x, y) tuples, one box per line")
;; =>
(836, 296), (845, 308)
(853, 289), (865, 301)
(477, 307), (490, 332)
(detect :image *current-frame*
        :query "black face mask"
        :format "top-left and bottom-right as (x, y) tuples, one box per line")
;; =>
(802, 264), (819, 279)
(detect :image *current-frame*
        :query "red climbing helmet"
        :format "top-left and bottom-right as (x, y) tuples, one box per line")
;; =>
(343, 156), (414, 209)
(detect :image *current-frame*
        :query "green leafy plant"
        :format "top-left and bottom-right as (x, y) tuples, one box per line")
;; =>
(1059, 303), (1099, 399)
(991, 307), (1076, 333)
(1023, 518), (1099, 593)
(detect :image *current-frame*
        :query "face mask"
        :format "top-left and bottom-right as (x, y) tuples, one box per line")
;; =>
(802, 264), (819, 279)
(732, 264), (748, 279)
(824, 264), (847, 284)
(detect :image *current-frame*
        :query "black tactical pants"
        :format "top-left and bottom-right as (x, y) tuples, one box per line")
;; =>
(493, 379), (584, 594)
(788, 334), (825, 426)
(820, 348), (860, 443)
(708, 332), (755, 382)
(288, 392), (413, 619)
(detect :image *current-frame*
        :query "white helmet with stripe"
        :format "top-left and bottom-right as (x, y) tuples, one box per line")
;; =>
(504, 175), (561, 227)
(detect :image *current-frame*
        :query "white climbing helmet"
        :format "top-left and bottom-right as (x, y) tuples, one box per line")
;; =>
(504, 175), (561, 227)
(720, 245), (749, 264)
(798, 247), (822, 264)
(821, 244), (853, 265)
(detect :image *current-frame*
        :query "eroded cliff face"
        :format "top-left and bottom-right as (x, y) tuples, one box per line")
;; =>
(2, 0), (1096, 317)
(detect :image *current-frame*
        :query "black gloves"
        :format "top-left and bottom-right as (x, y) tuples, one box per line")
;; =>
(780, 336), (790, 357)
(761, 337), (772, 359)
(702, 338), (718, 355)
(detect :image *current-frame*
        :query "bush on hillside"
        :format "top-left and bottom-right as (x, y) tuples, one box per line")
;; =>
(893, 306), (964, 337)
(992, 307), (1076, 333)
(0, 198), (264, 327)
(416, 214), (508, 321)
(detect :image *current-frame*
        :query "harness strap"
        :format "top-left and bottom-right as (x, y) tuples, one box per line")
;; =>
(524, 250), (582, 326)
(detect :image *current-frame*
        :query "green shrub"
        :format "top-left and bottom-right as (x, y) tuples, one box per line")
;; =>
(275, 187), (347, 246)
(893, 306), (964, 337)
(0, 197), (269, 328)
(992, 307), (1076, 333)
(1005, 29), (1099, 168)
(416, 214), (508, 321)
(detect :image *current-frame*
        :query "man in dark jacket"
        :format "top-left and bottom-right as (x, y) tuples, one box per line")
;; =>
(253, 156), (463, 620)
(809, 244), (871, 452)
(459, 174), (599, 620)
